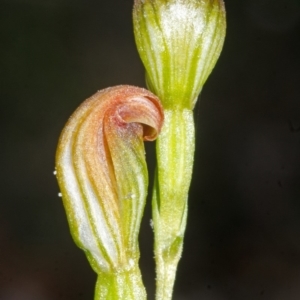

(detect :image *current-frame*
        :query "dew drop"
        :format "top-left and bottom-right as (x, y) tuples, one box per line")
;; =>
(125, 193), (136, 200)
(150, 219), (154, 229)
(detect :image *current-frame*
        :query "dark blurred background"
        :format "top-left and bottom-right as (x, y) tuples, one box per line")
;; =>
(1, 0), (300, 299)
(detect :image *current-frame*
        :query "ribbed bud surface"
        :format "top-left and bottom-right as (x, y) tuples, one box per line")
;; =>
(133, 0), (226, 109)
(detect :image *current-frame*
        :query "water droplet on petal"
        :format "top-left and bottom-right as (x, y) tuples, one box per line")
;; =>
(150, 219), (154, 229)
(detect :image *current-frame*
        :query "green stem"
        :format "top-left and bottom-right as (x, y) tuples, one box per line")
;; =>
(152, 109), (195, 300)
(94, 263), (146, 300)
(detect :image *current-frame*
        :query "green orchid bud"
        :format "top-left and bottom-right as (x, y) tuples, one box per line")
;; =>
(133, 0), (226, 109)
(133, 1), (226, 299)
(55, 85), (164, 299)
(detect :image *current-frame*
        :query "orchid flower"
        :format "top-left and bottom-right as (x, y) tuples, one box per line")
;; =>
(133, 0), (226, 299)
(55, 0), (226, 298)
(55, 85), (164, 299)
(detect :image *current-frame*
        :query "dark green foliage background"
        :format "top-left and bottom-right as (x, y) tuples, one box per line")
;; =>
(1, 0), (300, 299)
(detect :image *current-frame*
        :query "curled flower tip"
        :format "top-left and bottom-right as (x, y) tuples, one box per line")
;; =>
(55, 85), (164, 274)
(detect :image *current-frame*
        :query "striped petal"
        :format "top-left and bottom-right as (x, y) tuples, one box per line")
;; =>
(133, 0), (226, 109)
(55, 85), (164, 273)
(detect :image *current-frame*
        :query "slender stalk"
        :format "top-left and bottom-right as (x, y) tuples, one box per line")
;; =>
(95, 263), (146, 300)
(152, 109), (195, 300)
